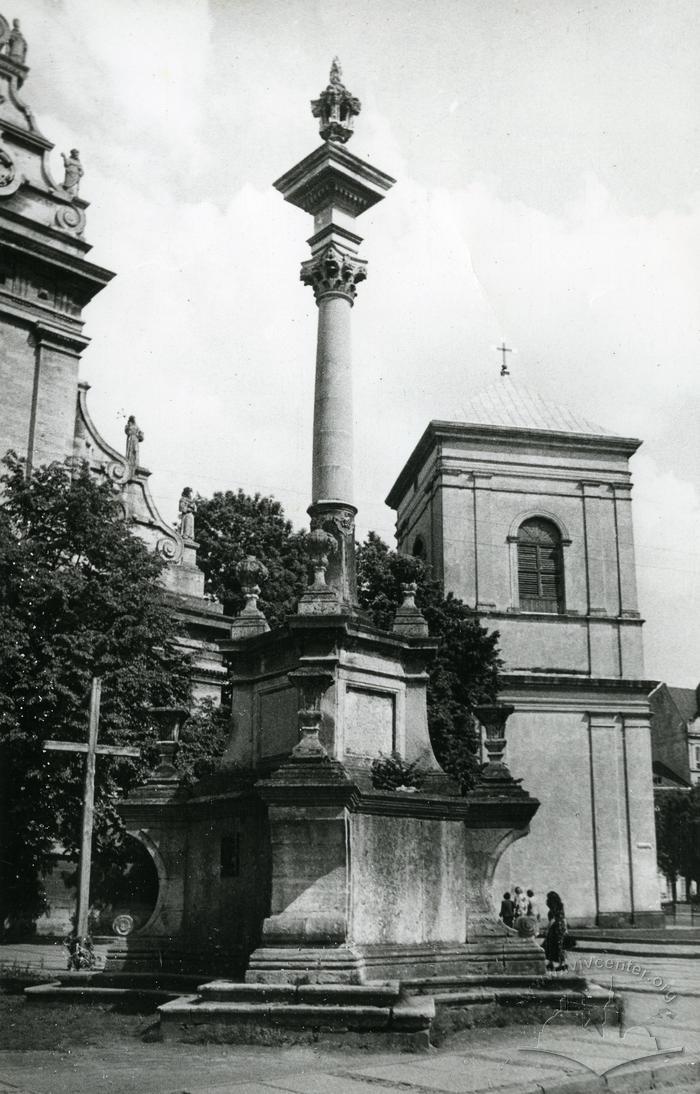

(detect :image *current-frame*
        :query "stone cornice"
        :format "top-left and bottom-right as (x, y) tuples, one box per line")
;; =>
(273, 141), (395, 217)
(500, 671), (658, 694)
(386, 420), (642, 511)
(33, 319), (89, 353)
(0, 213), (114, 292)
(1, 116), (53, 152)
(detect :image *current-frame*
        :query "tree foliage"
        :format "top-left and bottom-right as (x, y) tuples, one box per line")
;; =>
(655, 785), (700, 896)
(0, 455), (197, 933)
(195, 490), (309, 627)
(357, 532), (501, 791)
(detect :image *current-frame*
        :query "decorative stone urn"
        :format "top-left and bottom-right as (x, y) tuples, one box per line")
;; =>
(148, 706), (190, 780)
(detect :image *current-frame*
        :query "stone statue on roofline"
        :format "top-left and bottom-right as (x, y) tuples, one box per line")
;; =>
(124, 415), (143, 471)
(7, 18), (26, 63)
(177, 487), (196, 540)
(0, 16), (28, 63)
(61, 149), (83, 199)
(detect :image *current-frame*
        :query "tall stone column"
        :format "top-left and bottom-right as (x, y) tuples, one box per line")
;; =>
(302, 245), (367, 605)
(274, 58), (394, 610)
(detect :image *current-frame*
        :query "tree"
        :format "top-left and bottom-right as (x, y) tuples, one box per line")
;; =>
(195, 490), (309, 627)
(356, 532), (501, 791)
(0, 455), (203, 934)
(655, 786), (700, 900)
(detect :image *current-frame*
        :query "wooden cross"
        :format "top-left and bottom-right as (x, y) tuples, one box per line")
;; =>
(43, 678), (140, 940)
(497, 341), (512, 376)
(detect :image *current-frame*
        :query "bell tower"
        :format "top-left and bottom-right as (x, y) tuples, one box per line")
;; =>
(0, 12), (113, 471)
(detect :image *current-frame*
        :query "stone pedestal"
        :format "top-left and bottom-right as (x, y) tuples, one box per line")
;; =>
(218, 610), (544, 985)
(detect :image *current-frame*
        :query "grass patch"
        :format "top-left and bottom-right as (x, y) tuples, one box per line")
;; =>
(0, 993), (157, 1051)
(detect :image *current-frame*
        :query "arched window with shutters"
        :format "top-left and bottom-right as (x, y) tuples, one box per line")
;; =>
(517, 517), (565, 613)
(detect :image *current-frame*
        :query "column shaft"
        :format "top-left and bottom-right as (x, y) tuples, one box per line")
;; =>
(312, 293), (354, 505)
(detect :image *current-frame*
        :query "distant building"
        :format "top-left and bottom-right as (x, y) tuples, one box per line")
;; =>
(386, 379), (662, 927)
(649, 683), (699, 788)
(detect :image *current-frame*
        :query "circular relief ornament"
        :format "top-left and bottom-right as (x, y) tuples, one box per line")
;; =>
(112, 913), (135, 937)
(55, 203), (86, 234)
(0, 146), (15, 189)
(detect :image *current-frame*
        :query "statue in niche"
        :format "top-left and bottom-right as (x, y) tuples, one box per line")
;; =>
(7, 19), (27, 63)
(124, 415), (143, 471)
(61, 149), (83, 199)
(177, 487), (196, 540)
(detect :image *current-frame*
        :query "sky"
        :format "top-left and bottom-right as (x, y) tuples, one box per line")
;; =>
(14, 0), (700, 685)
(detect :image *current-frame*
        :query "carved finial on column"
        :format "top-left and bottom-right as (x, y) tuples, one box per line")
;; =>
(148, 706), (190, 782)
(473, 704), (519, 789)
(288, 667), (334, 760)
(392, 582), (429, 637)
(310, 58), (361, 144)
(297, 528), (341, 615)
(230, 555), (270, 638)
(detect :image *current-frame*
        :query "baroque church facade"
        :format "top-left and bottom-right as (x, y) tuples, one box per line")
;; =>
(386, 383), (662, 926)
(0, 28), (226, 705)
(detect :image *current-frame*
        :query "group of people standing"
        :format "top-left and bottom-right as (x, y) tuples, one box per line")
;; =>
(499, 886), (569, 972)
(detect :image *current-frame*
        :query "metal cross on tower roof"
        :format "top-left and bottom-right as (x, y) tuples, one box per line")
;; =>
(497, 342), (513, 376)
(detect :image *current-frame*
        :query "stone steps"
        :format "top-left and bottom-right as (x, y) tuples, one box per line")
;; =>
(197, 980), (400, 1006)
(23, 969), (205, 1006)
(25, 984), (177, 1005)
(156, 973), (618, 1045)
(406, 972), (589, 992)
(157, 980), (434, 1047)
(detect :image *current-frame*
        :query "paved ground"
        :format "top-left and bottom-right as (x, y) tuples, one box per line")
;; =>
(1, 940), (698, 1094)
(0, 1021), (697, 1094)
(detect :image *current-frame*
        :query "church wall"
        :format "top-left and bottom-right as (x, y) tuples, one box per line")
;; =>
(31, 340), (80, 469)
(440, 477), (476, 604)
(0, 316), (33, 461)
(492, 687), (662, 927)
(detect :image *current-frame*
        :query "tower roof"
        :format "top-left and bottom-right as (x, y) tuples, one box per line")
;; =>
(460, 377), (612, 437)
(385, 377), (642, 510)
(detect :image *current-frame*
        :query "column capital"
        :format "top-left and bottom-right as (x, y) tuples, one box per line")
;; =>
(300, 244), (367, 303)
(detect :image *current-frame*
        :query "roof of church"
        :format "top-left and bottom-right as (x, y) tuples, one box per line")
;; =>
(460, 379), (612, 437)
(385, 377), (642, 510)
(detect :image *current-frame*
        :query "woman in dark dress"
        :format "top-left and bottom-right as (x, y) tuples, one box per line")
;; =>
(544, 890), (568, 971)
(499, 891), (514, 928)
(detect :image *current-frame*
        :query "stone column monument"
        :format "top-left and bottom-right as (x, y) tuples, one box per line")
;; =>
(274, 58), (394, 608)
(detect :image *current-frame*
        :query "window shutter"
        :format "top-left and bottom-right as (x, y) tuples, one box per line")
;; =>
(517, 519), (564, 612)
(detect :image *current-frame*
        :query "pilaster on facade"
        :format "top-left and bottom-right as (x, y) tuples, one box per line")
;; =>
(468, 471), (495, 610)
(611, 482), (641, 619)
